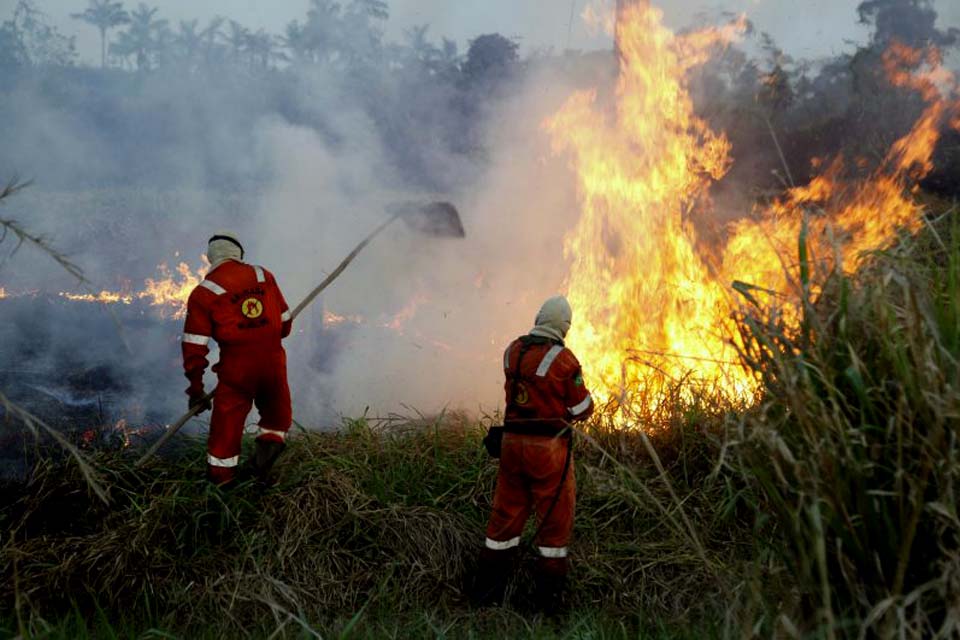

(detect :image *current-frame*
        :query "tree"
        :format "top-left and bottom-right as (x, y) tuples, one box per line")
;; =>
(301, 0), (345, 64)
(246, 29), (285, 70)
(857, 0), (959, 49)
(462, 34), (518, 84)
(341, 0), (388, 64)
(71, 0), (129, 68)
(223, 20), (249, 64)
(174, 19), (200, 66)
(282, 20), (310, 63)
(110, 3), (167, 70)
(4, 1), (76, 68)
(199, 16), (224, 66)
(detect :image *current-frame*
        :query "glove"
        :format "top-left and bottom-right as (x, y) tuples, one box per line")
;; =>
(189, 391), (212, 414)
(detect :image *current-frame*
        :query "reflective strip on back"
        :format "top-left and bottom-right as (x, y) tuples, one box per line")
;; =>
(253, 265), (265, 283)
(200, 279), (226, 295)
(538, 546), (568, 558)
(208, 454), (239, 468)
(535, 345), (564, 377)
(568, 394), (593, 416)
(182, 333), (210, 346)
(485, 536), (520, 551)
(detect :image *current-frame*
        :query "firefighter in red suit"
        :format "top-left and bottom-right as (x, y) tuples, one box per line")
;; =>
(474, 295), (594, 612)
(181, 231), (293, 485)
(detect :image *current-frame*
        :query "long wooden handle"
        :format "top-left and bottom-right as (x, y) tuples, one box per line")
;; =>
(135, 214), (402, 468)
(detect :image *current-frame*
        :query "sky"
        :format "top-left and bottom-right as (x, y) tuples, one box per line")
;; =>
(6, 0), (932, 65)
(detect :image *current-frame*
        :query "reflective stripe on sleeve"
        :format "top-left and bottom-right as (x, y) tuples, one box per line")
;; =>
(182, 333), (210, 346)
(535, 345), (564, 377)
(257, 427), (287, 441)
(253, 265), (265, 283)
(200, 279), (226, 295)
(503, 346), (511, 370)
(280, 310), (291, 322)
(207, 454), (239, 468)
(485, 536), (520, 551)
(568, 394), (593, 416)
(538, 546), (568, 558)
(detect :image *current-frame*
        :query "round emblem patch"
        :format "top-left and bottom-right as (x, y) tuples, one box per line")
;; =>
(515, 382), (529, 405)
(241, 297), (263, 319)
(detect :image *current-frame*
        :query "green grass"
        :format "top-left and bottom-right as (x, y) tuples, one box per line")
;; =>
(2, 606), (723, 639)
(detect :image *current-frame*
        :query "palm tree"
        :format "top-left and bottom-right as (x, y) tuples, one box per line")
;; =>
(246, 29), (285, 70)
(223, 20), (249, 64)
(71, 0), (129, 68)
(175, 19), (200, 65)
(282, 20), (310, 63)
(199, 16), (224, 65)
(110, 3), (167, 71)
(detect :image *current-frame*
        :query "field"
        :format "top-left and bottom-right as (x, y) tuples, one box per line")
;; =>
(2, 202), (959, 639)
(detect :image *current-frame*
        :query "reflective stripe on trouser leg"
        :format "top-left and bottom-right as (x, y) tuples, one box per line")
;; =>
(208, 382), (253, 482)
(485, 536), (520, 551)
(532, 440), (576, 550)
(252, 364), (292, 441)
(256, 427), (287, 442)
(208, 454), (239, 467)
(538, 546), (568, 558)
(484, 437), (534, 546)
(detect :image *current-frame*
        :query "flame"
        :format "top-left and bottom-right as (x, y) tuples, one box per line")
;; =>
(45, 259), (207, 319)
(546, 3), (958, 416)
(140, 261), (206, 318)
(383, 292), (429, 332)
(323, 310), (364, 326)
(60, 290), (134, 304)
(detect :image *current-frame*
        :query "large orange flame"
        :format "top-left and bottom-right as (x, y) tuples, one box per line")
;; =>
(547, 3), (959, 415)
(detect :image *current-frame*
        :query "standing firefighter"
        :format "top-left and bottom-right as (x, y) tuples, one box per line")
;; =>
(474, 295), (594, 612)
(181, 232), (293, 485)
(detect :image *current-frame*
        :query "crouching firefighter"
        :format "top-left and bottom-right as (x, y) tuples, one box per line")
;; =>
(473, 295), (594, 613)
(181, 231), (293, 485)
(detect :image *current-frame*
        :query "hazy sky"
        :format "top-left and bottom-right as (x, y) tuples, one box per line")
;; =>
(6, 0), (959, 65)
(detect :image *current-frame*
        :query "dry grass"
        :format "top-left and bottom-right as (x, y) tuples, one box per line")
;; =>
(0, 407), (748, 638)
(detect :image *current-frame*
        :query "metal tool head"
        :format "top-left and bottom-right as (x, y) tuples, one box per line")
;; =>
(389, 201), (465, 238)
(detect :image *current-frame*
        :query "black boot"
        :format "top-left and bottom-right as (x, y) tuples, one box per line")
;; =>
(470, 547), (516, 608)
(247, 439), (285, 484)
(533, 558), (568, 616)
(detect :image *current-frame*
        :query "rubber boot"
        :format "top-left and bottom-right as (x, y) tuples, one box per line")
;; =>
(248, 439), (286, 485)
(470, 547), (516, 608)
(533, 557), (568, 616)
(207, 465), (236, 488)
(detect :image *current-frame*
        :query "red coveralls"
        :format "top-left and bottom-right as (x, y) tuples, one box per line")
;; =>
(481, 334), (593, 603)
(181, 259), (293, 484)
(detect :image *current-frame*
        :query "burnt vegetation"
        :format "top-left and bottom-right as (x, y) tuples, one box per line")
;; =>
(1, 0), (960, 638)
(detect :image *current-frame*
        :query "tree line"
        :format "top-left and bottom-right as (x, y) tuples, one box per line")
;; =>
(1, 0), (520, 82)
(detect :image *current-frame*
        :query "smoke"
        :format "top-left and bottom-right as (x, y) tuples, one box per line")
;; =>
(250, 62), (589, 422)
(0, 19), (594, 428)
(1, 0), (957, 429)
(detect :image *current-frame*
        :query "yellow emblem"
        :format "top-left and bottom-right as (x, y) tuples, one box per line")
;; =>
(515, 383), (529, 405)
(241, 297), (263, 319)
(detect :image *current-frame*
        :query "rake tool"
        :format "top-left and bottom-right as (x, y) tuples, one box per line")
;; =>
(135, 200), (464, 467)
